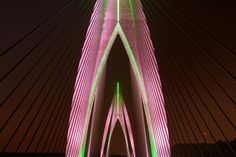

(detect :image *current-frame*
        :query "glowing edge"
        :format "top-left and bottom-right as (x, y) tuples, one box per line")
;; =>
(117, 0), (120, 22)
(100, 83), (135, 157)
(79, 24), (119, 157)
(79, 23), (157, 157)
(117, 82), (120, 114)
(79, 0), (157, 155)
(118, 24), (157, 157)
(105, 84), (131, 157)
(128, 0), (136, 29)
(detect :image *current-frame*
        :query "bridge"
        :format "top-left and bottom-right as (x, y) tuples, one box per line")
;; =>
(0, 0), (235, 156)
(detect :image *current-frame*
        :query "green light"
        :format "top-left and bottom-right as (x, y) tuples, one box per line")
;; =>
(117, 82), (120, 103)
(79, 25), (119, 157)
(150, 133), (157, 157)
(80, 23), (157, 157)
(106, 83), (132, 156)
(128, 0), (135, 28)
(87, 25), (118, 118)
(117, 0), (120, 22)
(118, 24), (157, 157)
(117, 24), (147, 103)
(79, 138), (86, 157)
(103, 0), (108, 22)
(116, 82), (120, 114)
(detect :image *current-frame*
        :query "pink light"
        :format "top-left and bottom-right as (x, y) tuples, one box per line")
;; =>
(100, 90), (136, 157)
(66, 0), (170, 156)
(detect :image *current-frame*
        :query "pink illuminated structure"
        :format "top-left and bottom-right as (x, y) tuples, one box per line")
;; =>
(66, 0), (170, 156)
(100, 82), (135, 157)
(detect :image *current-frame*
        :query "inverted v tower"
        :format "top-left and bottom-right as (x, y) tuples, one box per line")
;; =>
(66, 0), (170, 156)
(100, 82), (136, 157)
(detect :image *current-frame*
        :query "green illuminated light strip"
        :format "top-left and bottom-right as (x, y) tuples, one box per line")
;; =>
(128, 0), (135, 28)
(117, 23), (147, 103)
(150, 134), (157, 157)
(117, 0), (120, 22)
(72, 0), (167, 156)
(117, 24), (157, 157)
(88, 25), (119, 112)
(117, 82), (120, 114)
(80, 22), (157, 156)
(106, 91), (131, 157)
(80, 23), (156, 157)
(79, 25), (119, 157)
(102, 0), (109, 23)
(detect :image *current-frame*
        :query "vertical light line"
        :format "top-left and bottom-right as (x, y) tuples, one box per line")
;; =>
(117, 82), (120, 114)
(128, 0), (136, 29)
(117, 0), (120, 22)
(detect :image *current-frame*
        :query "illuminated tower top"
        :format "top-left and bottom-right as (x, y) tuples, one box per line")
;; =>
(66, 0), (170, 156)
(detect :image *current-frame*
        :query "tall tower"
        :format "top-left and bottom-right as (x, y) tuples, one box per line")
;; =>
(66, 0), (170, 156)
